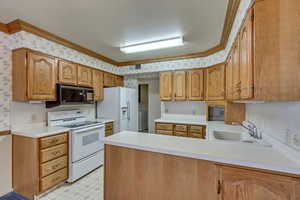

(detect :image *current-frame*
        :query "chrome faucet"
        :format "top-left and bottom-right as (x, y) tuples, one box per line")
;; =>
(242, 121), (262, 140)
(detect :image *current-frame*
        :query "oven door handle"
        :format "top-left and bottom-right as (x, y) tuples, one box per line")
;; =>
(73, 125), (105, 134)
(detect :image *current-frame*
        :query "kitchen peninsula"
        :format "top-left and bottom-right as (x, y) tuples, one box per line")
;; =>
(103, 131), (300, 200)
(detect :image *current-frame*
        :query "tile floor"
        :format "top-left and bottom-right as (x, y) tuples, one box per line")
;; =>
(39, 167), (103, 200)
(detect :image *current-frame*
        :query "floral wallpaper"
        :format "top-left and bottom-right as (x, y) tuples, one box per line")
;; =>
(0, 32), (11, 131)
(10, 31), (121, 74)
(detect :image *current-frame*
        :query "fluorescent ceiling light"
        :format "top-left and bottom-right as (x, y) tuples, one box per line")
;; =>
(120, 37), (184, 54)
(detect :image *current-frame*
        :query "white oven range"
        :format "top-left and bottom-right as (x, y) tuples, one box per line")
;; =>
(48, 110), (104, 182)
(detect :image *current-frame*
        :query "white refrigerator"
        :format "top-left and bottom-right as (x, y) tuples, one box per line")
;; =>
(97, 87), (138, 133)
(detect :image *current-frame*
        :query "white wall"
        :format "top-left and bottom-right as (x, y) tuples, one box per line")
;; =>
(138, 78), (161, 133)
(0, 135), (12, 196)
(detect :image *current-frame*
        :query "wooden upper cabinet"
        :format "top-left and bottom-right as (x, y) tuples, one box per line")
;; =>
(173, 71), (186, 101)
(115, 76), (124, 87)
(103, 73), (116, 87)
(253, 0), (300, 101)
(77, 65), (93, 87)
(226, 54), (233, 101)
(239, 8), (254, 100)
(232, 41), (241, 100)
(205, 64), (225, 101)
(27, 52), (57, 101)
(187, 69), (204, 101)
(93, 70), (104, 102)
(12, 49), (57, 101)
(160, 72), (173, 101)
(58, 60), (77, 85)
(219, 166), (300, 200)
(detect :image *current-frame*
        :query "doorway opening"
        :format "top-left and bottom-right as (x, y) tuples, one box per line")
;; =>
(138, 84), (149, 132)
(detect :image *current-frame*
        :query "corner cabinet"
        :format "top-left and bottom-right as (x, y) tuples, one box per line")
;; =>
(77, 65), (93, 87)
(58, 59), (77, 85)
(160, 72), (173, 101)
(218, 166), (300, 200)
(13, 49), (57, 101)
(204, 63), (225, 101)
(93, 70), (104, 102)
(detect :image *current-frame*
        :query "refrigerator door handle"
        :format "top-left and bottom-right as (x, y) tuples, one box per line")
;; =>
(127, 101), (130, 120)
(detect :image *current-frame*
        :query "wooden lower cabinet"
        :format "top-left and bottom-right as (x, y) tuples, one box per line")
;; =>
(13, 132), (69, 199)
(105, 122), (114, 137)
(219, 166), (300, 200)
(104, 145), (218, 200)
(155, 122), (206, 139)
(104, 145), (300, 200)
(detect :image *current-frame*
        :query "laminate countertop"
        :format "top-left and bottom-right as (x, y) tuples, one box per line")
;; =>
(102, 131), (300, 176)
(154, 118), (207, 126)
(12, 126), (70, 138)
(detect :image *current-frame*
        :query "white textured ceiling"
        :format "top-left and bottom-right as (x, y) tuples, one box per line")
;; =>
(0, 0), (229, 62)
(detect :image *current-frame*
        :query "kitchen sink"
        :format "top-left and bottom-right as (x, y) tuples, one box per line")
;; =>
(212, 131), (272, 147)
(213, 131), (242, 141)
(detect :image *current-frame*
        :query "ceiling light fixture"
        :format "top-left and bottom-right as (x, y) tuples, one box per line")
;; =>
(120, 37), (184, 54)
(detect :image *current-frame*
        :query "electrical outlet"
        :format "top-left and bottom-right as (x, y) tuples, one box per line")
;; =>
(31, 114), (38, 123)
(292, 133), (300, 150)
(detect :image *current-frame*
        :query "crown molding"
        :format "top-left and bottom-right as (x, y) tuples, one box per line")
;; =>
(117, 44), (224, 66)
(0, 0), (241, 67)
(0, 22), (9, 34)
(0, 130), (10, 136)
(6, 19), (118, 66)
(117, 0), (241, 66)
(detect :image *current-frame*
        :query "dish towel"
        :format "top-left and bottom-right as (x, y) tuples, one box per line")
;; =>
(0, 193), (29, 200)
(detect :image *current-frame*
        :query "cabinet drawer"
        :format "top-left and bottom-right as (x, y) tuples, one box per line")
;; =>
(40, 156), (68, 178)
(174, 124), (187, 132)
(40, 144), (67, 163)
(40, 133), (68, 149)
(105, 122), (113, 131)
(188, 132), (204, 139)
(105, 130), (113, 137)
(40, 168), (68, 192)
(189, 125), (204, 133)
(156, 130), (173, 136)
(174, 131), (188, 137)
(156, 123), (173, 131)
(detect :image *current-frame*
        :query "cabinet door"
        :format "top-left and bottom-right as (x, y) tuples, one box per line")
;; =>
(115, 76), (124, 86)
(58, 60), (77, 85)
(240, 9), (254, 99)
(27, 52), (57, 101)
(226, 54), (233, 100)
(205, 64), (225, 101)
(219, 166), (300, 200)
(232, 41), (241, 100)
(160, 72), (173, 101)
(173, 71), (186, 101)
(93, 70), (104, 102)
(187, 69), (204, 101)
(104, 73), (116, 87)
(77, 65), (93, 87)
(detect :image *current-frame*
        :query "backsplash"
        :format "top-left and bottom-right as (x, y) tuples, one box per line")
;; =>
(10, 102), (96, 130)
(246, 102), (300, 151)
